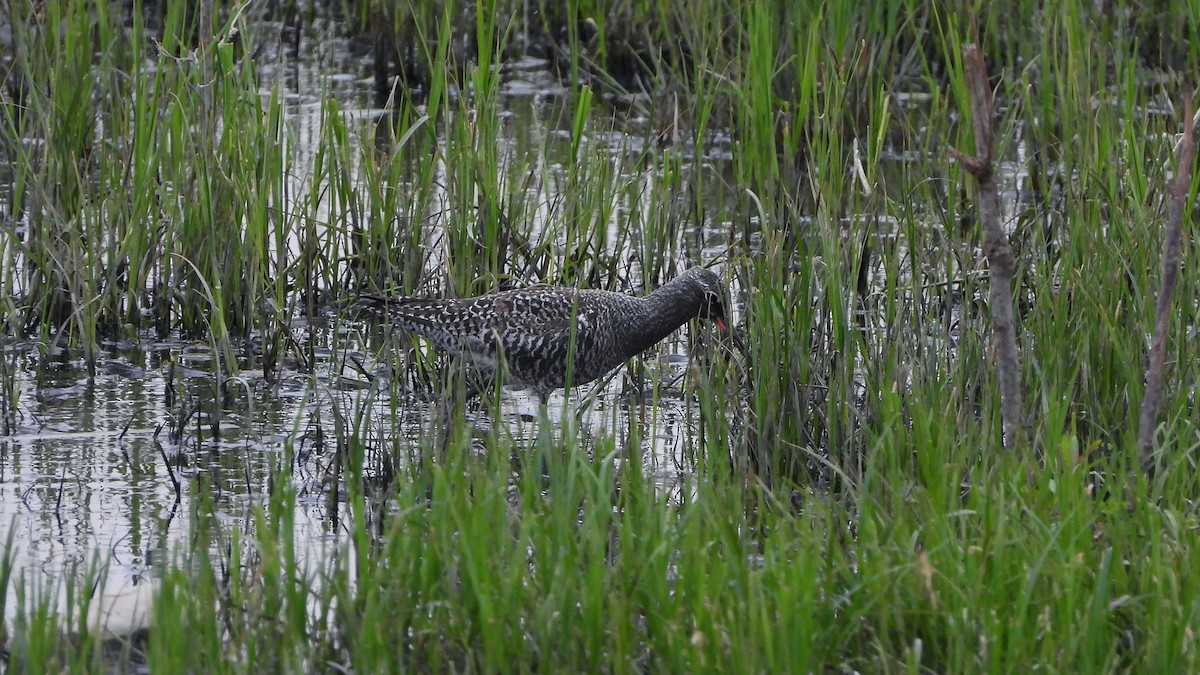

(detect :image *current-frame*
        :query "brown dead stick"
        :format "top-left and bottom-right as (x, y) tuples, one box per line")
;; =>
(948, 44), (1025, 449)
(1137, 90), (1195, 475)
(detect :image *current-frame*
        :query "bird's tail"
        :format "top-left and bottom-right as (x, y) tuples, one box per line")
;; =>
(351, 294), (395, 316)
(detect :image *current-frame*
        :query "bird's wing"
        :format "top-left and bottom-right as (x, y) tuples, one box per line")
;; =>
(362, 296), (490, 353)
(495, 288), (599, 337)
(363, 288), (592, 355)
(361, 287), (622, 389)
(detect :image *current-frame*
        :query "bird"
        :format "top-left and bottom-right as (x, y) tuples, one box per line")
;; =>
(360, 267), (731, 399)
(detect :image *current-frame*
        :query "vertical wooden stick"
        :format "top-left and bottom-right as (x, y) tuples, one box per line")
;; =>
(949, 45), (1025, 449)
(1137, 90), (1195, 475)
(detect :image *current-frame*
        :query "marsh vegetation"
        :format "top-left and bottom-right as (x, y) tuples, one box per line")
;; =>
(1, 0), (1198, 672)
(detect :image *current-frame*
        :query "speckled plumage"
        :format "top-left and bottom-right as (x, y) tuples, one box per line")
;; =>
(364, 267), (729, 397)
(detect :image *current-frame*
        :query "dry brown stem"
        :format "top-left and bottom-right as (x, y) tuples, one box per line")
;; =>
(1137, 90), (1195, 476)
(949, 44), (1025, 450)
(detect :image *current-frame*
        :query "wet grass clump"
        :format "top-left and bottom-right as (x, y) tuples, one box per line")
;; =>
(2, 0), (1200, 672)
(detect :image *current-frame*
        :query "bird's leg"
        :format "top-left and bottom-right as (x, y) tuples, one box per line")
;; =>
(434, 392), (454, 465)
(529, 410), (553, 490)
(433, 360), (472, 463)
(572, 368), (620, 422)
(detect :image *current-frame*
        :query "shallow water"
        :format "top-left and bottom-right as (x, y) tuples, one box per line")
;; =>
(0, 323), (719, 635)
(0, 14), (748, 643)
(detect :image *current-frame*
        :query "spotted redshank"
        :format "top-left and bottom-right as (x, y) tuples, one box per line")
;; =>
(361, 267), (731, 398)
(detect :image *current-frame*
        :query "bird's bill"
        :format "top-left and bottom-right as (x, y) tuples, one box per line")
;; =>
(714, 316), (728, 332)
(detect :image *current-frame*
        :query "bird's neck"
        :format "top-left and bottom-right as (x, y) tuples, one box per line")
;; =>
(623, 279), (701, 358)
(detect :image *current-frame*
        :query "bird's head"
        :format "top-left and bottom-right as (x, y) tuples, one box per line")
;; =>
(688, 267), (730, 332)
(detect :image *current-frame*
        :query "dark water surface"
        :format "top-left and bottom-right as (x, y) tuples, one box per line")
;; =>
(0, 16), (736, 638)
(0, 330), (713, 637)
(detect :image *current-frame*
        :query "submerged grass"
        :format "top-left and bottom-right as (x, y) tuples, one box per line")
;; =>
(2, 0), (1200, 672)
